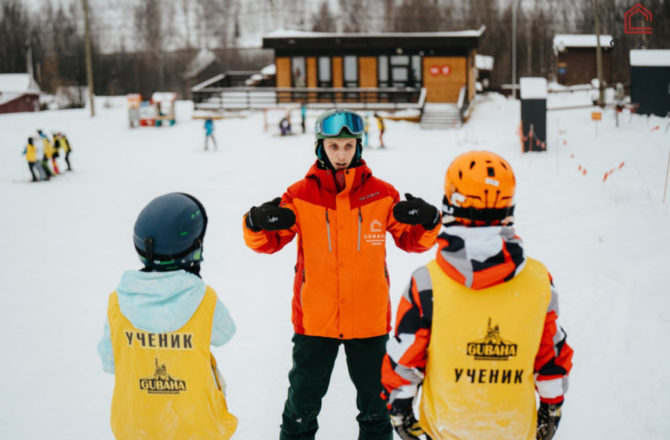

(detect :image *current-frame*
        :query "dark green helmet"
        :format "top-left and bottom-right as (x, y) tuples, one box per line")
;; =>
(133, 193), (207, 273)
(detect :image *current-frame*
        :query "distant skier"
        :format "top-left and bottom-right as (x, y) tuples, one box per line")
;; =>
(363, 112), (370, 147)
(204, 118), (218, 151)
(243, 109), (441, 440)
(279, 114), (291, 136)
(51, 132), (62, 174)
(374, 113), (385, 148)
(382, 151), (574, 440)
(37, 129), (56, 176)
(300, 103), (306, 134)
(61, 132), (73, 171)
(97, 193), (238, 439)
(34, 131), (51, 180)
(22, 137), (40, 182)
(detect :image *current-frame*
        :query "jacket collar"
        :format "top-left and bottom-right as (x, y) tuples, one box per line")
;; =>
(306, 159), (372, 193)
(435, 225), (526, 290)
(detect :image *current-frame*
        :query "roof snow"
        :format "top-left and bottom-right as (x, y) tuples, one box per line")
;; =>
(183, 49), (220, 79)
(520, 77), (547, 100)
(476, 55), (494, 70)
(261, 64), (276, 76)
(630, 50), (670, 67)
(0, 74), (41, 94)
(553, 34), (613, 52)
(263, 26), (486, 39)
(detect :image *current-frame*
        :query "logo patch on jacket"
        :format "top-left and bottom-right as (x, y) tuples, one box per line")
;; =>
(139, 358), (187, 394)
(364, 219), (385, 246)
(466, 318), (518, 361)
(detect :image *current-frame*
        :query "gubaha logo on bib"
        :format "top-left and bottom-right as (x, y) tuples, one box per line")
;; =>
(139, 358), (187, 394)
(467, 318), (518, 361)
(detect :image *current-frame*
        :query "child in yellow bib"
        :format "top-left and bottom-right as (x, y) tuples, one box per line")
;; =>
(382, 151), (573, 440)
(97, 193), (237, 439)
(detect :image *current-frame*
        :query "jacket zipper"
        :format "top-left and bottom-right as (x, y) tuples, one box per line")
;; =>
(325, 209), (332, 252)
(357, 208), (362, 251)
(299, 269), (306, 306)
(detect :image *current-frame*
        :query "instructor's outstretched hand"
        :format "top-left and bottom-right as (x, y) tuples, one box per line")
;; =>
(246, 197), (296, 231)
(393, 193), (440, 229)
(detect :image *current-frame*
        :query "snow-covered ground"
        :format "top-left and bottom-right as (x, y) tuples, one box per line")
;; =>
(1, 93), (669, 439)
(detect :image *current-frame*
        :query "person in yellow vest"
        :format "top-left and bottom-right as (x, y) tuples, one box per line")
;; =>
(381, 151), (574, 440)
(374, 113), (386, 148)
(22, 137), (40, 182)
(37, 129), (56, 176)
(49, 131), (62, 174)
(97, 192), (238, 440)
(61, 132), (73, 171)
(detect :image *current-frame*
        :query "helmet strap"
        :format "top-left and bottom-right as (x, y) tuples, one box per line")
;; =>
(144, 237), (154, 261)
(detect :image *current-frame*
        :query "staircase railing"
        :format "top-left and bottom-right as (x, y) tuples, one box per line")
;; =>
(193, 87), (426, 112)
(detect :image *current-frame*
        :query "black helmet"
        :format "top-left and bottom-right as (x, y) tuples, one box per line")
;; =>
(133, 193), (207, 272)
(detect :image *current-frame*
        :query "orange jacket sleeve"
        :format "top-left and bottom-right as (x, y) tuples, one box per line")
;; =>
(386, 191), (440, 253)
(242, 193), (298, 254)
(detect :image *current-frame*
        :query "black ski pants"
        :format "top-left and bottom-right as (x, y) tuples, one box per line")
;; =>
(27, 161), (39, 181)
(280, 333), (392, 440)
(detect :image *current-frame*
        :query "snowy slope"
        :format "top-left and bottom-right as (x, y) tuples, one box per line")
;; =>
(1, 93), (669, 439)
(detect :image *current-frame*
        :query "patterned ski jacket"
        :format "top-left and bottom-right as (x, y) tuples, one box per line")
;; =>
(243, 160), (439, 340)
(382, 225), (573, 440)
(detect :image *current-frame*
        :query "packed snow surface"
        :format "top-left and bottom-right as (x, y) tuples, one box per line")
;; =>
(1, 92), (669, 439)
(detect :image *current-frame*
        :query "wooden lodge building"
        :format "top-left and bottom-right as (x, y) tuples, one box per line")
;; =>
(553, 34), (613, 86)
(261, 27), (485, 106)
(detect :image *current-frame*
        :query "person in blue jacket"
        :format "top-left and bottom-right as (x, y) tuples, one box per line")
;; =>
(204, 118), (218, 151)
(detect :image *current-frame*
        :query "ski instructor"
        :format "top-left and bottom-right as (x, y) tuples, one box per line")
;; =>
(243, 109), (441, 440)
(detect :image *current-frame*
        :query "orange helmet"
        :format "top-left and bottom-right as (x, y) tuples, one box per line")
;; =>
(443, 150), (516, 225)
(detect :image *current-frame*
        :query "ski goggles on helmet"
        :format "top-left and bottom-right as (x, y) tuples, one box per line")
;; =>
(316, 111), (365, 137)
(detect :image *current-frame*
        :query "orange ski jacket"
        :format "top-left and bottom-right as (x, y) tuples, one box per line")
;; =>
(244, 161), (439, 339)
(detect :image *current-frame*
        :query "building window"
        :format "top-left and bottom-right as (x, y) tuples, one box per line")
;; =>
(343, 55), (358, 87)
(318, 56), (331, 87)
(291, 56), (306, 88)
(378, 55), (389, 87)
(390, 55), (409, 87)
(411, 55), (422, 87)
(385, 54), (421, 88)
(392, 67), (409, 84)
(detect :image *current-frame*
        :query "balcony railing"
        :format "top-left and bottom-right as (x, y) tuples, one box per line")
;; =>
(193, 87), (426, 112)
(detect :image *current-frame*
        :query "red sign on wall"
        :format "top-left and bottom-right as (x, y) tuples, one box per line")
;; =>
(429, 65), (451, 76)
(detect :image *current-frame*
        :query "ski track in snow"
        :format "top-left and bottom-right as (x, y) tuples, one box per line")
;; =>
(1, 93), (669, 439)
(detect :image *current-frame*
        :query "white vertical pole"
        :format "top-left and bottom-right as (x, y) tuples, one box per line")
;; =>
(512, 0), (518, 99)
(663, 149), (670, 204)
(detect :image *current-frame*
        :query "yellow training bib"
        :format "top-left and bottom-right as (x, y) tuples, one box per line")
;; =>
(108, 287), (237, 440)
(419, 258), (551, 440)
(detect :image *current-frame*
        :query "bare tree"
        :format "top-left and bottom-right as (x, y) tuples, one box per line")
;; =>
(0, 0), (31, 74)
(341, 0), (366, 33)
(392, 0), (445, 32)
(311, 0), (336, 32)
